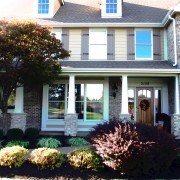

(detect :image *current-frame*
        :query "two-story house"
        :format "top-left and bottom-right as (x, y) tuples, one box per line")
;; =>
(0, 0), (180, 138)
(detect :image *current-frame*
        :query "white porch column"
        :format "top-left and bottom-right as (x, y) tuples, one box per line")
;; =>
(65, 75), (78, 136)
(119, 75), (131, 122)
(67, 75), (76, 113)
(121, 75), (129, 114)
(11, 86), (26, 132)
(175, 75), (180, 114)
(14, 86), (24, 113)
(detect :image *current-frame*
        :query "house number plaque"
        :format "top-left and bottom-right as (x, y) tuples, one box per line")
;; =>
(140, 82), (149, 85)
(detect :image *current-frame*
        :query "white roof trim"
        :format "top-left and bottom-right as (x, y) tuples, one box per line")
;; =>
(61, 67), (180, 74)
(37, 22), (163, 28)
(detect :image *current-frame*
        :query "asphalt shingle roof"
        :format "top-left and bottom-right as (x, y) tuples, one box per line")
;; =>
(38, 0), (180, 24)
(61, 61), (178, 69)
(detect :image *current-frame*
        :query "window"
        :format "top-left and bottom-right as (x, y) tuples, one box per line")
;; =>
(135, 30), (152, 59)
(48, 83), (104, 121)
(48, 84), (65, 119)
(106, 0), (117, 14)
(38, 0), (49, 14)
(89, 29), (107, 60)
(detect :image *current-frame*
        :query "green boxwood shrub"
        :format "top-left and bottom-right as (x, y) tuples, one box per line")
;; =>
(67, 137), (90, 146)
(6, 128), (24, 140)
(0, 146), (28, 168)
(67, 148), (103, 171)
(25, 127), (39, 139)
(29, 148), (65, 170)
(6, 140), (29, 148)
(89, 120), (177, 176)
(37, 137), (62, 148)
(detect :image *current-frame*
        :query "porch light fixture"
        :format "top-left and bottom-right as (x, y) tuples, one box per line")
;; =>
(112, 83), (118, 98)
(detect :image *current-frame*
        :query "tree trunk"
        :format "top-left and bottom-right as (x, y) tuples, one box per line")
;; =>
(1, 113), (11, 135)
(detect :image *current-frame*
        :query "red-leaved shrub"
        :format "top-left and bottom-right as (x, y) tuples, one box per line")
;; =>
(88, 120), (177, 176)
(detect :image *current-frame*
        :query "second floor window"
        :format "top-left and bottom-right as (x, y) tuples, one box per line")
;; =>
(38, 0), (49, 14)
(135, 30), (152, 59)
(106, 0), (117, 14)
(89, 29), (107, 60)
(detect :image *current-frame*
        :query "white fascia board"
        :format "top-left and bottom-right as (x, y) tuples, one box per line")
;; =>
(37, 22), (163, 28)
(61, 67), (180, 74)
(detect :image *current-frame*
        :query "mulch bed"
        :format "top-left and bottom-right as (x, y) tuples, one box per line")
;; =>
(0, 162), (179, 179)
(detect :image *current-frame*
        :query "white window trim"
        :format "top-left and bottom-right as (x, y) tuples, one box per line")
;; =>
(101, 0), (122, 18)
(35, 0), (54, 18)
(89, 29), (107, 60)
(135, 28), (153, 60)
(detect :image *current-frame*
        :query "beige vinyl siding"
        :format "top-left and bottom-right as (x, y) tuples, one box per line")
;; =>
(69, 29), (81, 60)
(160, 29), (164, 60)
(115, 29), (127, 60)
(53, 0), (61, 16)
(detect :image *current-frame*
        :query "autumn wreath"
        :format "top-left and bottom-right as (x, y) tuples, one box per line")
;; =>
(139, 99), (150, 111)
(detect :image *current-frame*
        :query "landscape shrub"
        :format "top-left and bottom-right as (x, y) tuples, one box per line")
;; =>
(89, 120), (177, 176)
(25, 127), (39, 139)
(0, 140), (4, 148)
(67, 148), (103, 171)
(0, 129), (3, 140)
(6, 128), (24, 140)
(6, 140), (29, 148)
(0, 146), (28, 168)
(37, 137), (62, 148)
(29, 148), (65, 170)
(67, 137), (90, 146)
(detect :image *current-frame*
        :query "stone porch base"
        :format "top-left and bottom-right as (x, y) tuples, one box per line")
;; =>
(119, 113), (131, 122)
(64, 113), (78, 136)
(171, 114), (180, 139)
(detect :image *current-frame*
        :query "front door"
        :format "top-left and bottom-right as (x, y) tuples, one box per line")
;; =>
(136, 88), (154, 125)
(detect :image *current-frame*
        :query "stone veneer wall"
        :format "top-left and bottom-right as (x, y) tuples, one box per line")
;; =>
(171, 115), (180, 139)
(109, 77), (122, 120)
(168, 77), (175, 114)
(175, 15), (180, 67)
(24, 86), (42, 129)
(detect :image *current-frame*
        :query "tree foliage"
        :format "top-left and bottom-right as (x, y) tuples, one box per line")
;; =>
(0, 20), (70, 113)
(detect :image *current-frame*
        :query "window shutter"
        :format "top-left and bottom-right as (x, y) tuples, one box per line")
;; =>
(153, 29), (161, 60)
(81, 29), (89, 60)
(107, 29), (115, 60)
(127, 29), (135, 60)
(62, 28), (69, 60)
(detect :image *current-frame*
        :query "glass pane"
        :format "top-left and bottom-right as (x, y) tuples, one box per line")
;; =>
(155, 90), (161, 114)
(86, 84), (103, 101)
(76, 101), (84, 119)
(136, 31), (151, 44)
(128, 89), (134, 121)
(48, 102), (64, 119)
(49, 84), (65, 101)
(89, 45), (107, 59)
(90, 31), (106, 44)
(75, 84), (84, 101)
(86, 102), (103, 120)
(136, 45), (152, 59)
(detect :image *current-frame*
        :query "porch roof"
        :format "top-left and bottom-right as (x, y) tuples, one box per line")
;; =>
(61, 60), (178, 69)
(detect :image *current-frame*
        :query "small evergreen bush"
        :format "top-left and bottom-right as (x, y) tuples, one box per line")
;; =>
(0, 129), (3, 140)
(0, 146), (28, 168)
(6, 140), (29, 148)
(6, 128), (24, 140)
(89, 120), (177, 176)
(67, 137), (90, 146)
(29, 148), (65, 170)
(37, 137), (62, 148)
(25, 127), (39, 139)
(67, 148), (103, 171)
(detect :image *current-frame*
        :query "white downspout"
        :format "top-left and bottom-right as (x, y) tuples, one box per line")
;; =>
(169, 15), (178, 66)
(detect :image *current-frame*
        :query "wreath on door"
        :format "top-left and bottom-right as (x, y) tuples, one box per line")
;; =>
(139, 99), (150, 111)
